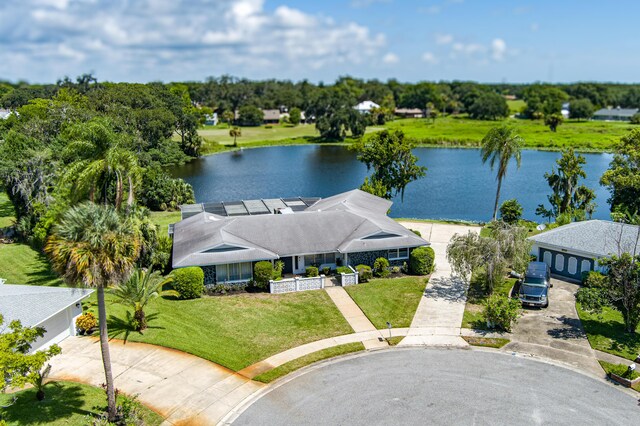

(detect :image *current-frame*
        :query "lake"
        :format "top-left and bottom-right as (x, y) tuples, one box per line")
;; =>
(170, 145), (613, 222)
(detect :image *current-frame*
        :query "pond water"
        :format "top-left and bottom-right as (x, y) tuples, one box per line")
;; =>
(169, 145), (614, 222)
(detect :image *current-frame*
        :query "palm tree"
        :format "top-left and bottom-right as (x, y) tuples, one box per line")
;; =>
(229, 126), (242, 147)
(481, 126), (523, 221)
(45, 203), (140, 421)
(111, 268), (176, 331)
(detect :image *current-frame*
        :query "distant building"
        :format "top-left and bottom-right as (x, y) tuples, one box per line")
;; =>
(592, 107), (639, 121)
(394, 108), (425, 118)
(503, 95), (517, 101)
(204, 112), (218, 126)
(262, 109), (282, 124)
(561, 102), (570, 119)
(0, 109), (13, 120)
(354, 100), (380, 114)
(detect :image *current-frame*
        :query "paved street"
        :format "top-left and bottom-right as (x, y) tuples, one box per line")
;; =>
(233, 348), (639, 425)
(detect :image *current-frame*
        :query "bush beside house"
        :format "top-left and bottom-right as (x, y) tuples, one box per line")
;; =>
(373, 257), (390, 278)
(409, 246), (435, 275)
(356, 265), (372, 282)
(254, 261), (274, 289)
(172, 267), (204, 299)
(306, 266), (319, 277)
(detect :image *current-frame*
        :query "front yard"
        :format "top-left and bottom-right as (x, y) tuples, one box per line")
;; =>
(577, 303), (640, 361)
(344, 277), (427, 329)
(87, 290), (353, 372)
(462, 276), (517, 330)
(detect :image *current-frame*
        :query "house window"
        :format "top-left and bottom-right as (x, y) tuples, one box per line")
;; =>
(388, 248), (409, 260)
(303, 253), (336, 266)
(217, 262), (252, 282)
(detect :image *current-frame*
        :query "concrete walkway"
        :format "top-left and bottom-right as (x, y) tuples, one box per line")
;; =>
(324, 286), (388, 350)
(398, 221), (480, 347)
(49, 337), (263, 425)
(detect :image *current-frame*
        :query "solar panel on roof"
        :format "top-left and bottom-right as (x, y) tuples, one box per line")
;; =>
(181, 211), (200, 219)
(224, 203), (248, 216)
(300, 197), (320, 206)
(284, 200), (306, 207)
(180, 204), (204, 212)
(263, 199), (287, 212)
(244, 200), (269, 214)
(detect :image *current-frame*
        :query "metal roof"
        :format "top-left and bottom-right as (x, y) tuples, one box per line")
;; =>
(593, 107), (639, 118)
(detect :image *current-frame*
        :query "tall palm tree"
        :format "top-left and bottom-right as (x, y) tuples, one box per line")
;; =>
(45, 203), (140, 421)
(111, 268), (176, 331)
(481, 125), (523, 220)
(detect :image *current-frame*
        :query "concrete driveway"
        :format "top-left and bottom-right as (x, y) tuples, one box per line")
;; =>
(503, 278), (603, 377)
(233, 348), (639, 425)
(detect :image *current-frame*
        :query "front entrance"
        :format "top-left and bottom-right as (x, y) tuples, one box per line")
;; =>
(539, 248), (594, 281)
(293, 255), (305, 274)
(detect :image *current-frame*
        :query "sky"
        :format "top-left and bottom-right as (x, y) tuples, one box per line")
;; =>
(1, 0), (639, 84)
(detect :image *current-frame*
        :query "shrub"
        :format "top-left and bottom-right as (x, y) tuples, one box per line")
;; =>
(322, 266), (331, 276)
(356, 264), (372, 282)
(264, 125), (273, 129)
(583, 270), (606, 288)
(205, 283), (247, 295)
(391, 266), (401, 274)
(484, 295), (521, 332)
(373, 257), (390, 277)
(254, 261), (274, 289)
(75, 312), (97, 334)
(631, 113), (640, 125)
(172, 267), (204, 299)
(306, 266), (319, 277)
(409, 246), (435, 275)
(274, 261), (284, 280)
(410, 229), (422, 237)
(499, 199), (523, 224)
(336, 266), (352, 274)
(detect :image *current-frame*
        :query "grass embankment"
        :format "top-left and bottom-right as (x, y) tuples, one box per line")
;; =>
(0, 381), (163, 425)
(462, 276), (517, 330)
(149, 210), (181, 231)
(577, 303), (640, 361)
(462, 336), (510, 348)
(344, 277), (427, 329)
(86, 290), (353, 372)
(598, 361), (640, 392)
(383, 116), (633, 151)
(253, 342), (365, 384)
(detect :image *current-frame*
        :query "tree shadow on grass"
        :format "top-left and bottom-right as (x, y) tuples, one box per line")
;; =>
(0, 382), (88, 425)
(107, 312), (162, 343)
(580, 316), (640, 358)
(24, 252), (64, 287)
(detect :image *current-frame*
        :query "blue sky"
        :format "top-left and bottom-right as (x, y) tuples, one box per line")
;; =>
(1, 0), (639, 84)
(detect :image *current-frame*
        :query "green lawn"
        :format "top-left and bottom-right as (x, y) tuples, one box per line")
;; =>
(149, 210), (181, 233)
(598, 361), (640, 392)
(0, 381), (163, 425)
(383, 116), (634, 151)
(0, 243), (63, 286)
(86, 290), (353, 372)
(462, 336), (510, 348)
(0, 192), (14, 228)
(507, 99), (526, 115)
(198, 123), (319, 145)
(344, 277), (427, 329)
(253, 342), (365, 383)
(577, 303), (640, 361)
(462, 276), (517, 329)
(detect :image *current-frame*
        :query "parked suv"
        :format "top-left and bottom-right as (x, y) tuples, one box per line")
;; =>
(518, 261), (551, 308)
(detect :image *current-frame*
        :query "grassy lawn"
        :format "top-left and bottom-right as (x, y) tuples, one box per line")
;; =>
(0, 192), (14, 228)
(462, 336), (510, 348)
(252, 342), (365, 383)
(598, 361), (640, 392)
(344, 277), (427, 329)
(461, 276), (517, 330)
(386, 336), (405, 346)
(577, 303), (640, 361)
(149, 210), (181, 232)
(507, 99), (526, 115)
(383, 116), (633, 151)
(0, 381), (163, 425)
(198, 123), (319, 145)
(85, 290), (353, 372)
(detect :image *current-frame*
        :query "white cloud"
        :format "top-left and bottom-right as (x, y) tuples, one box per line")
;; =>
(435, 33), (453, 45)
(422, 52), (439, 64)
(491, 38), (507, 61)
(0, 0), (387, 82)
(382, 52), (399, 64)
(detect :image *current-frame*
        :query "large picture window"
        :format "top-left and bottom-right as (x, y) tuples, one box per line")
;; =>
(217, 262), (252, 282)
(388, 248), (409, 260)
(303, 253), (337, 266)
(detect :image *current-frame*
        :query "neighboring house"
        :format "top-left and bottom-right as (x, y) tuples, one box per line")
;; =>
(528, 220), (640, 281)
(262, 109), (282, 124)
(354, 100), (380, 114)
(561, 102), (570, 119)
(204, 112), (218, 126)
(0, 109), (13, 120)
(0, 282), (93, 352)
(394, 108), (425, 118)
(592, 107), (639, 121)
(172, 189), (429, 285)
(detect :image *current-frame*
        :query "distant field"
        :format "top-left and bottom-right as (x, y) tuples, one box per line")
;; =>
(507, 99), (526, 115)
(199, 123), (319, 144)
(383, 116), (633, 151)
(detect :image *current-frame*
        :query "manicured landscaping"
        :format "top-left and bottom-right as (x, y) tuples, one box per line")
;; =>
(0, 243), (63, 286)
(0, 192), (14, 229)
(252, 342), (365, 384)
(86, 290), (353, 372)
(462, 276), (517, 330)
(577, 303), (640, 361)
(344, 277), (427, 329)
(383, 116), (633, 151)
(149, 210), (181, 233)
(0, 381), (163, 425)
(462, 336), (510, 348)
(598, 361), (640, 392)
(386, 336), (405, 346)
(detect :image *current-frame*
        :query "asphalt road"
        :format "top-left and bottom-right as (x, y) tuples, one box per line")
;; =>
(234, 348), (638, 425)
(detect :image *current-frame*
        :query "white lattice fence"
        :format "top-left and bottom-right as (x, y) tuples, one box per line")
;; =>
(340, 266), (359, 287)
(270, 275), (325, 294)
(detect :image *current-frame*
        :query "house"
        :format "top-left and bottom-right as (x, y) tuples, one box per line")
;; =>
(394, 108), (425, 118)
(204, 112), (218, 126)
(0, 109), (13, 120)
(592, 107), (639, 121)
(561, 102), (570, 119)
(171, 189), (429, 285)
(528, 220), (640, 281)
(354, 100), (380, 114)
(0, 282), (93, 351)
(262, 109), (282, 124)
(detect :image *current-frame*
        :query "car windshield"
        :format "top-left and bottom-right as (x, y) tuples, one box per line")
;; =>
(521, 284), (546, 294)
(524, 277), (546, 285)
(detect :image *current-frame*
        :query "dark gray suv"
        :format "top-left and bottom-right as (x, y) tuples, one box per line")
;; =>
(518, 261), (551, 308)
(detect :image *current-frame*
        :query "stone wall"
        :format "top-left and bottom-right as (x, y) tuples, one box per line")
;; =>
(202, 265), (216, 285)
(347, 250), (408, 268)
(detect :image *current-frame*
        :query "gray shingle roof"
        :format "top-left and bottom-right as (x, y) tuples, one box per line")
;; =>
(172, 189), (428, 267)
(593, 107), (639, 118)
(528, 220), (640, 258)
(0, 285), (93, 328)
